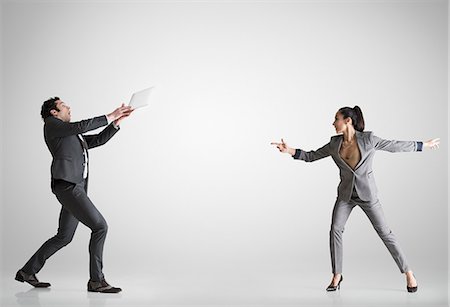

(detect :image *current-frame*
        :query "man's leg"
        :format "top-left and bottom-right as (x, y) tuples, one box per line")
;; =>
(16, 198), (79, 288)
(54, 181), (121, 292)
(21, 205), (79, 275)
(53, 181), (108, 282)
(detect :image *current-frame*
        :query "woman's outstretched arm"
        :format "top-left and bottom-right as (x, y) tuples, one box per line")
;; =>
(271, 138), (296, 155)
(372, 133), (440, 152)
(271, 138), (331, 162)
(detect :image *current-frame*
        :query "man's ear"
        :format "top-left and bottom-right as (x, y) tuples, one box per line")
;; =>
(50, 109), (58, 117)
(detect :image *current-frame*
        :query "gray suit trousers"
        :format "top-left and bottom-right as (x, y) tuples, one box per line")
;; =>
(330, 189), (410, 274)
(21, 179), (108, 281)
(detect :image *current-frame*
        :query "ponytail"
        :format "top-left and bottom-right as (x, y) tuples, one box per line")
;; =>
(352, 105), (365, 132)
(338, 105), (365, 132)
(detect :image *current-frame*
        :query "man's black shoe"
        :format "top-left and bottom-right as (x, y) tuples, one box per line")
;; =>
(15, 270), (51, 288)
(87, 279), (122, 293)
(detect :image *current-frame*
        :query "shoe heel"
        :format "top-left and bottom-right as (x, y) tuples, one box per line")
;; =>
(326, 275), (343, 292)
(407, 273), (418, 293)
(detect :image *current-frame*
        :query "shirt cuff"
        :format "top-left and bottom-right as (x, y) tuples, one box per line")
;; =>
(106, 115), (120, 129)
(293, 149), (302, 159)
(416, 141), (423, 151)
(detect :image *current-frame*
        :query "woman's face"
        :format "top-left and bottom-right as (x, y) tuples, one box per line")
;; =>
(333, 112), (348, 134)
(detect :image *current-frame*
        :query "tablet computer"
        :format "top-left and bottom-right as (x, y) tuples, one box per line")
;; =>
(129, 86), (154, 110)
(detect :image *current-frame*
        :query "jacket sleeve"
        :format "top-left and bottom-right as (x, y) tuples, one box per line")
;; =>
(292, 142), (331, 162)
(84, 124), (120, 149)
(45, 116), (108, 138)
(371, 133), (423, 152)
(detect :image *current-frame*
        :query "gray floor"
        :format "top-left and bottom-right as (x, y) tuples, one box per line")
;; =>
(1, 273), (448, 307)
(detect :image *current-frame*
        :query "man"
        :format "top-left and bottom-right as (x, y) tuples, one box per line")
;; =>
(15, 97), (133, 293)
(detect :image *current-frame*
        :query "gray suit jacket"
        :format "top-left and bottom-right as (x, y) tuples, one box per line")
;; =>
(293, 131), (422, 202)
(44, 115), (119, 184)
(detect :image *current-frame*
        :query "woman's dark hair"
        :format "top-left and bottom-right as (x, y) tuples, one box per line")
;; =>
(40, 97), (60, 119)
(338, 105), (365, 132)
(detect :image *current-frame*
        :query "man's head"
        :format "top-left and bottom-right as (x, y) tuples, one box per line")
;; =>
(41, 97), (71, 122)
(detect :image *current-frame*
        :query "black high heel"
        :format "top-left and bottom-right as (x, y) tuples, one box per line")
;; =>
(326, 275), (343, 292)
(407, 274), (418, 293)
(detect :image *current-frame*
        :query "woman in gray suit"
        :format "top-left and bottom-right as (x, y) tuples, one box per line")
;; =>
(271, 106), (439, 293)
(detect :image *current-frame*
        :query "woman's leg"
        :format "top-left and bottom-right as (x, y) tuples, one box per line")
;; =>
(359, 199), (410, 273)
(359, 199), (417, 290)
(329, 199), (355, 275)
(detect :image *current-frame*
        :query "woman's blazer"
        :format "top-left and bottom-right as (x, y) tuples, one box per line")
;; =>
(293, 130), (423, 202)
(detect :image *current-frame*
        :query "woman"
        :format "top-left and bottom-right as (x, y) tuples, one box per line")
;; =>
(271, 106), (439, 293)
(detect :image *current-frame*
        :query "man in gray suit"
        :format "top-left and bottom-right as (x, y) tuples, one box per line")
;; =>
(272, 106), (440, 293)
(16, 97), (133, 293)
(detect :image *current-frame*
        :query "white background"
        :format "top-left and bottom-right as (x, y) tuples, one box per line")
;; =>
(0, 0), (448, 305)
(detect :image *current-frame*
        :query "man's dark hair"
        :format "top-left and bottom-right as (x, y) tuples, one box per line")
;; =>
(40, 97), (60, 119)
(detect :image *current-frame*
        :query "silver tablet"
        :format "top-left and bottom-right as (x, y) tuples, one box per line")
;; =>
(129, 86), (154, 110)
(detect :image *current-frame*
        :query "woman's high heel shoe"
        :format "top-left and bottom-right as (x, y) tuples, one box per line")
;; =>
(407, 274), (418, 293)
(407, 284), (418, 293)
(326, 275), (343, 292)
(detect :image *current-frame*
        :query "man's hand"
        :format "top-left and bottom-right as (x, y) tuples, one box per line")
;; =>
(271, 138), (296, 156)
(107, 104), (133, 123)
(114, 104), (134, 126)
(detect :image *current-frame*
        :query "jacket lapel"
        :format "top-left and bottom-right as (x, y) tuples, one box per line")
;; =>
(353, 131), (366, 171)
(335, 136), (355, 173)
(334, 131), (367, 172)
